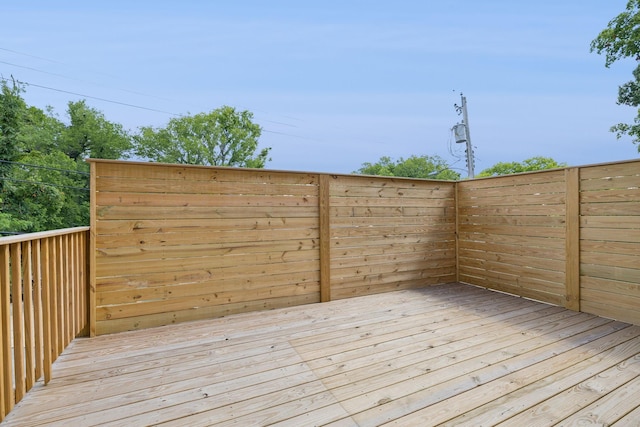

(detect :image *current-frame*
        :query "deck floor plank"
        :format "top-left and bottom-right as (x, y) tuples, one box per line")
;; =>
(2, 283), (640, 427)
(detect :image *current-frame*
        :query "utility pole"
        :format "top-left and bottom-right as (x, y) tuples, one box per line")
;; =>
(454, 93), (475, 178)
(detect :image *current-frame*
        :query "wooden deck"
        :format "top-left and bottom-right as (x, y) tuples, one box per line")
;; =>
(2, 282), (640, 426)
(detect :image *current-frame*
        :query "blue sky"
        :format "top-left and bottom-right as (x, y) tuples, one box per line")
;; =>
(1, 0), (638, 175)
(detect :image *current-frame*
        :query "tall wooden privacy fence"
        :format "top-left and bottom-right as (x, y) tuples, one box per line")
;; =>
(0, 227), (89, 420)
(89, 159), (640, 335)
(458, 160), (640, 325)
(90, 160), (457, 335)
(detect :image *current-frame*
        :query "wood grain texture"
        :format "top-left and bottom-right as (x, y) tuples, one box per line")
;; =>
(457, 170), (568, 304)
(3, 284), (640, 426)
(92, 162), (457, 333)
(328, 174), (456, 300)
(0, 228), (88, 424)
(580, 161), (640, 325)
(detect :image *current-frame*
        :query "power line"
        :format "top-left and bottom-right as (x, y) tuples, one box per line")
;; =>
(0, 47), (62, 64)
(1, 49), (427, 155)
(0, 58), (185, 105)
(2, 47), (306, 126)
(1, 48), (304, 128)
(0, 76), (318, 141)
(1, 77), (182, 116)
(0, 159), (90, 176)
(0, 177), (89, 191)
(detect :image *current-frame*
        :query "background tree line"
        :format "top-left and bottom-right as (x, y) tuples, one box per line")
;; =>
(0, 78), (270, 234)
(0, 78), (572, 235)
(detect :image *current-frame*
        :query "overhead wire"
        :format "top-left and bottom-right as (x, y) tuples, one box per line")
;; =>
(0, 75), (316, 140)
(1, 47), (305, 128)
(0, 177), (89, 191)
(1, 47), (456, 162)
(0, 77), (182, 116)
(0, 48), (383, 145)
(0, 159), (90, 176)
(0, 160), (89, 191)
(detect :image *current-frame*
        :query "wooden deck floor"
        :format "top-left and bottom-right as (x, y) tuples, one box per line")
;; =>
(3, 282), (640, 426)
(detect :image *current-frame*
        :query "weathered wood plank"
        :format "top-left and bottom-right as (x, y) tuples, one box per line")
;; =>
(96, 176), (318, 196)
(459, 214), (566, 227)
(96, 282), (320, 321)
(580, 187), (640, 203)
(331, 205), (451, 218)
(457, 170), (566, 189)
(96, 216), (318, 235)
(350, 322), (634, 426)
(3, 285), (640, 426)
(330, 195), (453, 208)
(95, 227), (320, 249)
(458, 232), (565, 249)
(96, 192), (319, 208)
(330, 186), (455, 201)
(458, 247), (565, 272)
(0, 245), (13, 416)
(458, 204), (565, 216)
(457, 181), (566, 199)
(579, 161), (640, 180)
(580, 174), (640, 191)
(94, 160), (319, 184)
(581, 263), (639, 284)
(459, 223), (565, 238)
(428, 332), (640, 426)
(10, 244), (26, 402)
(581, 201), (640, 216)
(96, 205), (320, 220)
(493, 337), (640, 426)
(458, 192), (566, 207)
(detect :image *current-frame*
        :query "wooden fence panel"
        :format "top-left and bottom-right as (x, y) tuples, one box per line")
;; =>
(457, 170), (568, 306)
(329, 175), (457, 300)
(91, 161), (458, 334)
(93, 161), (322, 335)
(89, 159), (640, 335)
(580, 161), (640, 324)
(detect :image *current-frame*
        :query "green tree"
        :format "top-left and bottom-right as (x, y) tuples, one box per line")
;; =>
(355, 155), (460, 180)
(477, 156), (567, 177)
(2, 151), (89, 232)
(62, 100), (132, 160)
(0, 78), (27, 192)
(19, 106), (65, 154)
(135, 106), (270, 167)
(0, 82), (129, 233)
(591, 0), (640, 150)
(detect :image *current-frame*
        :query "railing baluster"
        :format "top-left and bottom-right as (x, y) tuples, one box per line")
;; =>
(22, 241), (35, 391)
(55, 236), (64, 356)
(0, 244), (12, 418)
(41, 238), (52, 385)
(32, 240), (44, 382)
(10, 243), (26, 402)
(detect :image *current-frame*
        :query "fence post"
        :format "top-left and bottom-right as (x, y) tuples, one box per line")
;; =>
(455, 181), (460, 283)
(565, 167), (580, 311)
(89, 161), (97, 337)
(319, 174), (331, 302)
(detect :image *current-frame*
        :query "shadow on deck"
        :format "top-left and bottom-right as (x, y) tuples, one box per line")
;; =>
(2, 282), (640, 426)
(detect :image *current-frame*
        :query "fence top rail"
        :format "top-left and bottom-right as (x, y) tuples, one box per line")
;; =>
(0, 226), (90, 246)
(86, 158), (457, 183)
